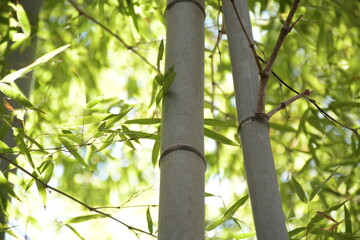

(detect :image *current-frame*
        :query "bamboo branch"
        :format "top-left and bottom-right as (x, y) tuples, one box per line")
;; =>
(66, 0), (158, 72)
(257, 0), (302, 113)
(0, 155), (156, 238)
(258, 56), (360, 136)
(266, 89), (313, 119)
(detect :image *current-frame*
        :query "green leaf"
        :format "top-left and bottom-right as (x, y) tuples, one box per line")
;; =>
(146, 207), (153, 235)
(63, 224), (86, 240)
(97, 132), (116, 152)
(291, 176), (308, 203)
(223, 194), (248, 218)
(13, 128), (37, 172)
(204, 127), (239, 146)
(206, 194), (248, 231)
(0, 44), (70, 83)
(151, 140), (160, 167)
(344, 205), (352, 233)
(157, 39), (164, 70)
(63, 214), (106, 224)
(204, 118), (236, 128)
(0, 171), (20, 201)
(86, 96), (103, 108)
(35, 180), (47, 205)
(309, 169), (337, 201)
(58, 136), (93, 172)
(65, 114), (114, 127)
(0, 83), (37, 110)
(0, 140), (13, 154)
(155, 67), (176, 105)
(15, 3), (31, 37)
(124, 118), (161, 125)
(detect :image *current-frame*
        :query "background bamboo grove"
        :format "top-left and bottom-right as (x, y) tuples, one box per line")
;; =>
(0, 0), (359, 239)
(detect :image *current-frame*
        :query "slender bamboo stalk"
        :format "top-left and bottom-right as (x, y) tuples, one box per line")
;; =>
(158, 0), (205, 239)
(222, 0), (288, 239)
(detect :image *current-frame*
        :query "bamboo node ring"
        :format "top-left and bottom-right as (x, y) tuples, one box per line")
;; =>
(159, 144), (206, 167)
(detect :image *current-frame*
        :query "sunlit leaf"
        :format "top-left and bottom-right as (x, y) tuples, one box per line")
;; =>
(204, 127), (239, 146)
(344, 205), (352, 233)
(157, 39), (164, 70)
(124, 118), (161, 125)
(0, 44), (70, 83)
(86, 96), (103, 108)
(58, 136), (93, 172)
(291, 176), (308, 203)
(63, 214), (106, 224)
(146, 207), (153, 235)
(97, 132), (116, 152)
(309, 169), (337, 201)
(223, 194), (248, 218)
(151, 139), (160, 167)
(0, 171), (20, 201)
(15, 3), (31, 37)
(0, 83), (37, 110)
(204, 118), (236, 128)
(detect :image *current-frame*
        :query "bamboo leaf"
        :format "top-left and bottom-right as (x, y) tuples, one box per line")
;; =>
(151, 140), (160, 167)
(0, 83), (37, 110)
(86, 96), (103, 108)
(0, 44), (70, 83)
(63, 224), (86, 240)
(146, 207), (153, 235)
(309, 169), (337, 201)
(0, 140), (12, 154)
(35, 180), (47, 205)
(291, 176), (308, 203)
(224, 194), (248, 217)
(204, 118), (236, 128)
(97, 132), (116, 152)
(157, 39), (164, 70)
(204, 127), (239, 146)
(124, 118), (161, 125)
(58, 136), (93, 172)
(63, 214), (106, 224)
(0, 171), (21, 201)
(344, 205), (352, 233)
(15, 3), (31, 37)
(206, 194), (248, 231)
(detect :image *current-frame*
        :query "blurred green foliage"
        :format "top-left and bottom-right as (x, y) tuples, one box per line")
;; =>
(0, 0), (359, 239)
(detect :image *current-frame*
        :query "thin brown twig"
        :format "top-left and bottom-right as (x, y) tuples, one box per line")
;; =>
(66, 0), (158, 72)
(258, 56), (360, 136)
(266, 89), (313, 119)
(0, 155), (157, 238)
(257, 0), (301, 113)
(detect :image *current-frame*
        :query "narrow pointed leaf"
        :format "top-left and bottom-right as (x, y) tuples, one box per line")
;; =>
(344, 205), (352, 233)
(0, 83), (36, 110)
(291, 176), (308, 203)
(15, 3), (31, 37)
(204, 127), (239, 146)
(309, 170), (337, 201)
(64, 214), (106, 224)
(224, 194), (249, 217)
(157, 39), (164, 70)
(0, 171), (20, 201)
(124, 118), (161, 125)
(151, 140), (160, 167)
(146, 207), (153, 234)
(58, 136), (93, 172)
(0, 44), (70, 83)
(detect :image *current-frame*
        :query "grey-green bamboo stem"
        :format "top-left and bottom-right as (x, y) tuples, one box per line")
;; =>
(158, 0), (205, 239)
(222, 0), (288, 239)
